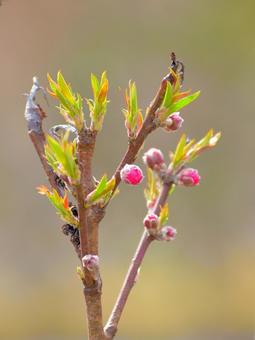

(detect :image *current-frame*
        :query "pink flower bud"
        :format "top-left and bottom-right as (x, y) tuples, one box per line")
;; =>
(163, 112), (184, 132)
(159, 226), (177, 241)
(82, 255), (99, 271)
(178, 168), (200, 187)
(120, 164), (144, 185)
(143, 148), (165, 171)
(143, 213), (159, 230)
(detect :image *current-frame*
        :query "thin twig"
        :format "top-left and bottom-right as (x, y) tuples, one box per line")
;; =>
(104, 179), (174, 339)
(111, 76), (168, 193)
(110, 52), (184, 197)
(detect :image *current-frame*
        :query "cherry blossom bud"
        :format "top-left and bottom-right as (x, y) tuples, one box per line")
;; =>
(120, 164), (144, 185)
(143, 148), (165, 171)
(163, 112), (184, 132)
(143, 213), (159, 230)
(178, 168), (200, 187)
(82, 255), (99, 271)
(158, 226), (177, 241)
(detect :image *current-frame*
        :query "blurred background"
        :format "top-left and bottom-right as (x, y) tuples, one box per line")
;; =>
(0, 0), (255, 339)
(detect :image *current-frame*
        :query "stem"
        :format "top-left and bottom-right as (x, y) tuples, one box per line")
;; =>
(76, 127), (106, 339)
(76, 127), (97, 261)
(104, 181), (173, 339)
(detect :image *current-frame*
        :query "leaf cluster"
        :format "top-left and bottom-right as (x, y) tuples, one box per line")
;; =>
(37, 186), (79, 227)
(157, 70), (200, 122)
(86, 175), (116, 207)
(48, 72), (84, 131)
(172, 129), (221, 169)
(122, 81), (143, 138)
(86, 72), (109, 131)
(45, 133), (80, 184)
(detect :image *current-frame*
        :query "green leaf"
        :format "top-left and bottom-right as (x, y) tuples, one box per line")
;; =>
(123, 81), (142, 137)
(130, 82), (138, 115)
(144, 168), (159, 204)
(45, 134), (80, 182)
(91, 73), (99, 97)
(57, 71), (74, 102)
(47, 72), (84, 131)
(38, 188), (79, 226)
(186, 130), (221, 163)
(169, 91), (200, 113)
(100, 71), (107, 86)
(86, 176), (116, 205)
(172, 134), (187, 167)
(46, 135), (66, 165)
(88, 72), (109, 131)
(162, 81), (173, 109)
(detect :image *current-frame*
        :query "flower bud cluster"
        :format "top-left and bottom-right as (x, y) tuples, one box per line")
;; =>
(143, 213), (177, 241)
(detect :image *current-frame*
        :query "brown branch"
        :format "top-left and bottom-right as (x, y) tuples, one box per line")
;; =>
(76, 127), (106, 339)
(76, 128), (97, 256)
(104, 178), (174, 339)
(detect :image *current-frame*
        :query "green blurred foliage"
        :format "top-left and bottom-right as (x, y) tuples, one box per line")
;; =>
(0, 0), (255, 339)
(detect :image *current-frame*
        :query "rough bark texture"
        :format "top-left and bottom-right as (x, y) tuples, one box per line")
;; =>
(84, 287), (106, 340)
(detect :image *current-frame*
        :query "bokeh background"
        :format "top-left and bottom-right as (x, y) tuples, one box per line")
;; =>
(0, 0), (255, 339)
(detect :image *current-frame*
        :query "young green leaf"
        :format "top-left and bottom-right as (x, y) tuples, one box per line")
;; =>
(123, 81), (142, 138)
(45, 133), (80, 183)
(172, 134), (187, 168)
(37, 186), (79, 226)
(169, 91), (200, 114)
(162, 81), (173, 109)
(91, 73), (100, 97)
(86, 176), (116, 205)
(47, 72), (84, 131)
(88, 71), (109, 131)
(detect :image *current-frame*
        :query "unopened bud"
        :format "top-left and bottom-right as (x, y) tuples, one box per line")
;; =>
(82, 255), (99, 271)
(120, 164), (144, 185)
(177, 168), (200, 187)
(143, 148), (165, 171)
(163, 112), (184, 132)
(158, 226), (177, 241)
(143, 213), (159, 230)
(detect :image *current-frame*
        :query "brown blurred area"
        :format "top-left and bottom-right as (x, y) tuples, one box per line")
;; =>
(0, 0), (255, 339)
